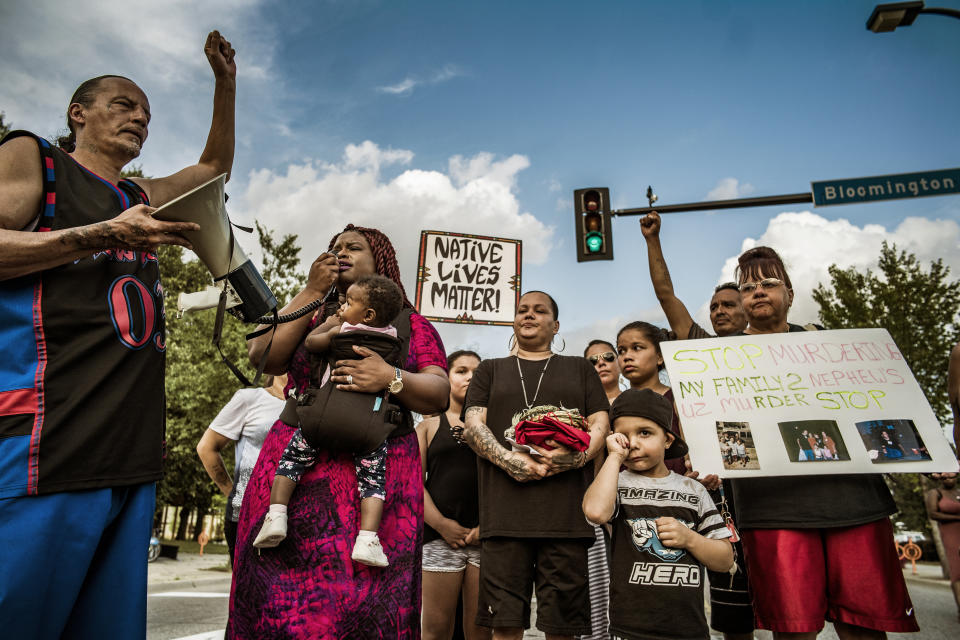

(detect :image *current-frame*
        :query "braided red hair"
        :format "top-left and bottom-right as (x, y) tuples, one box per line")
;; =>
(328, 224), (414, 309)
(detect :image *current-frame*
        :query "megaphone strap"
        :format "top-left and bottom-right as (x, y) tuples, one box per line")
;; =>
(212, 282), (277, 387)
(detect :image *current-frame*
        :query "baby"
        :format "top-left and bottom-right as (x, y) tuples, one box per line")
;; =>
(253, 274), (404, 567)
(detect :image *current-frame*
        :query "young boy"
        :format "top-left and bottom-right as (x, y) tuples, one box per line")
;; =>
(583, 388), (733, 640)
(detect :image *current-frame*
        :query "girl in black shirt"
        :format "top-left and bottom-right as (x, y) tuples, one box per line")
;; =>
(418, 350), (488, 640)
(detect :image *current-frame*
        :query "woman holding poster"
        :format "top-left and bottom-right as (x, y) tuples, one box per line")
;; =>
(730, 247), (918, 638)
(227, 225), (450, 639)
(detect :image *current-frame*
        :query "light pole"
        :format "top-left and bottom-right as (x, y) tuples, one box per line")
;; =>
(866, 1), (960, 32)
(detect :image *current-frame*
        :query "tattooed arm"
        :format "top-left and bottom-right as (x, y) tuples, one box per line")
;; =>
(196, 428), (235, 497)
(0, 137), (198, 281)
(463, 406), (549, 482)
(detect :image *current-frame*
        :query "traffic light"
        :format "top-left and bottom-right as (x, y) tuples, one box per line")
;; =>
(574, 187), (613, 262)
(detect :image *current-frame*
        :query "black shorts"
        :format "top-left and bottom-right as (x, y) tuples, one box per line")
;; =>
(477, 537), (592, 635)
(707, 536), (754, 634)
(224, 519), (238, 566)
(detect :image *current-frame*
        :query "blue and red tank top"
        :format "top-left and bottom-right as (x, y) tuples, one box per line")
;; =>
(0, 131), (165, 497)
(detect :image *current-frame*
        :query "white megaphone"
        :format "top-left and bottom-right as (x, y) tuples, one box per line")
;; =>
(151, 173), (277, 322)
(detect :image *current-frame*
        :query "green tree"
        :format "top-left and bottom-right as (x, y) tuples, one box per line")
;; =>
(256, 220), (308, 305)
(158, 225), (306, 539)
(814, 241), (960, 422)
(120, 163), (144, 178)
(813, 241), (960, 534)
(0, 112), (10, 139)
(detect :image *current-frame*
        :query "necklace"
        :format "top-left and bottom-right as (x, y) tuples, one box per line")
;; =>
(516, 354), (553, 409)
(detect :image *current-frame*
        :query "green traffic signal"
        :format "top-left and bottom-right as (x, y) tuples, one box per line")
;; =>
(585, 230), (603, 253)
(574, 187), (613, 262)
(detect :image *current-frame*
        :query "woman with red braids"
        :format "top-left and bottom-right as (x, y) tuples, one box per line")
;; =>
(227, 224), (450, 639)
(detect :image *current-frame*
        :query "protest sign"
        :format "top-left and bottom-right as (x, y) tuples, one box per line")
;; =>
(660, 328), (959, 478)
(414, 231), (521, 326)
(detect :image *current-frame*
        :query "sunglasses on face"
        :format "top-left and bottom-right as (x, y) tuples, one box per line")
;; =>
(738, 277), (785, 294)
(587, 351), (617, 365)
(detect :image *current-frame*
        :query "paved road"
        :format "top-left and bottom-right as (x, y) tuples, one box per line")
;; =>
(147, 577), (230, 640)
(147, 572), (957, 640)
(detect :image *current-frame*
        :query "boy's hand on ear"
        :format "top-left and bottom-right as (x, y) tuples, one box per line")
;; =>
(655, 517), (694, 549)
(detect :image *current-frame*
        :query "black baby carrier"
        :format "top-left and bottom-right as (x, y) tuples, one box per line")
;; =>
(278, 309), (415, 454)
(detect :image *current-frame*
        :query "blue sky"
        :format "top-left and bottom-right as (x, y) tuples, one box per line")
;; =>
(3, 0), (959, 359)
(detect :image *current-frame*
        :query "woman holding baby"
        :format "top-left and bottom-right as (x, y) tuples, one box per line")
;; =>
(227, 224), (449, 639)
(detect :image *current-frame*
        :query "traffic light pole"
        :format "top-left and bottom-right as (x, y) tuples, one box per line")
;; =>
(611, 191), (813, 217)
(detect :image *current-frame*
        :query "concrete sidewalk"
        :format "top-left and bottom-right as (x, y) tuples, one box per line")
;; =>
(901, 561), (950, 587)
(148, 552), (232, 593)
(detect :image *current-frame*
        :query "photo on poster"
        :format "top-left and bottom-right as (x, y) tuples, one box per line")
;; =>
(855, 419), (932, 463)
(715, 422), (761, 470)
(777, 420), (850, 462)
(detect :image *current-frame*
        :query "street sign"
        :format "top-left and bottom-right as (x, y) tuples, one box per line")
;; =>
(812, 168), (960, 207)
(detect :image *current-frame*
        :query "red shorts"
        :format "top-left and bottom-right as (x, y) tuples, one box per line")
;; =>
(741, 518), (919, 634)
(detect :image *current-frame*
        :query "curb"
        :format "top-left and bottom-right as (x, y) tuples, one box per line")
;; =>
(901, 574), (950, 588)
(148, 574), (233, 594)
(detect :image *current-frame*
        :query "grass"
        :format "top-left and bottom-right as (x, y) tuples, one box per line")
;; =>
(159, 538), (229, 555)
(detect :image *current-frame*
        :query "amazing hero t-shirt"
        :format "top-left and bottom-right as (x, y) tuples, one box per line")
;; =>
(606, 471), (731, 640)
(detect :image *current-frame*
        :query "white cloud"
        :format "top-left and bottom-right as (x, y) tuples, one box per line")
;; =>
(432, 64), (462, 83)
(232, 141), (554, 309)
(563, 305), (668, 357)
(707, 177), (755, 200)
(377, 64), (463, 96)
(378, 78), (418, 95)
(449, 152), (529, 188)
(343, 141), (414, 172)
(0, 0), (278, 177)
(698, 211), (960, 327)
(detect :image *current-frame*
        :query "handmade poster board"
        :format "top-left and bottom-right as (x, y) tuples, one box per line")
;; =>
(660, 328), (959, 477)
(414, 231), (521, 326)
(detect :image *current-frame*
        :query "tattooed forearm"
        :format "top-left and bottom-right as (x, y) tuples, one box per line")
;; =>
(464, 406), (542, 482)
(60, 222), (113, 251)
(209, 460), (233, 496)
(547, 449), (587, 474)
(463, 408), (507, 467)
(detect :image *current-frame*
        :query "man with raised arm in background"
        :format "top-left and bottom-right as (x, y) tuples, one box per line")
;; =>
(641, 210), (746, 339)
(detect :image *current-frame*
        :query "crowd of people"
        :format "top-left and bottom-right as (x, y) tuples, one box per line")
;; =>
(1, 27), (957, 640)
(720, 435), (750, 467)
(794, 429), (840, 462)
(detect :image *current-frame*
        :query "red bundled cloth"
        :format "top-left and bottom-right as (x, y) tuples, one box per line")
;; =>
(514, 415), (590, 452)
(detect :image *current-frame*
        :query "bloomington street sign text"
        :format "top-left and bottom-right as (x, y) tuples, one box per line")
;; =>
(812, 168), (960, 207)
